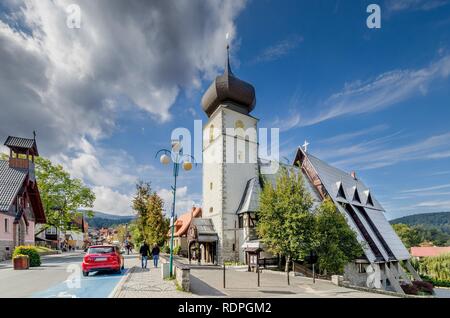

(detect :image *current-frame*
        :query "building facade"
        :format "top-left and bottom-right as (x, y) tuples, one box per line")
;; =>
(0, 135), (46, 261)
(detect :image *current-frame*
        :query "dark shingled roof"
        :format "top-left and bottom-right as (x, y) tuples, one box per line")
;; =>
(0, 160), (27, 211)
(4, 136), (39, 156)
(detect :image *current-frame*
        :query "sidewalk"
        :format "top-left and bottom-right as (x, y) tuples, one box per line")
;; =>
(113, 256), (197, 298)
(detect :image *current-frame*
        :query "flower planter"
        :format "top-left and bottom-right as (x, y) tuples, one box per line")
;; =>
(13, 255), (30, 270)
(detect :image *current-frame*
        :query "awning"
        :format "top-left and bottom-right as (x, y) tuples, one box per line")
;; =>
(198, 234), (218, 242)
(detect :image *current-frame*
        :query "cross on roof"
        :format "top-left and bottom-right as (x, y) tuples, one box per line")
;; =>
(302, 140), (310, 152)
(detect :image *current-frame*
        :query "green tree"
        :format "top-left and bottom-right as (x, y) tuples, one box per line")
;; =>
(32, 157), (95, 235)
(257, 167), (316, 271)
(132, 181), (169, 247)
(146, 191), (169, 246)
(314, 199), (363, 275)
(392, 223), (422, 248)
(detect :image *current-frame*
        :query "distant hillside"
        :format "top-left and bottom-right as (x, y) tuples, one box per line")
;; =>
(390, 212), (450, 228)
(82, 211), (135, 229)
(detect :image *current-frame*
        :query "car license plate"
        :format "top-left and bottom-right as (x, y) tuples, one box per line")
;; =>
(95, 257), (107, 262)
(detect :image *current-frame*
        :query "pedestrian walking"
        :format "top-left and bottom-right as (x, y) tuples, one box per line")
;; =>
(151, 244), (160, 268)
(139, 242), (150, 269)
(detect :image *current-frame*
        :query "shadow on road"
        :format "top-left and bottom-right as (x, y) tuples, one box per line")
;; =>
(190, 274), (227, 296)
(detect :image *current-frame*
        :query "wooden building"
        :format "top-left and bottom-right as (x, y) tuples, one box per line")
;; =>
(0, 135), (46, 261)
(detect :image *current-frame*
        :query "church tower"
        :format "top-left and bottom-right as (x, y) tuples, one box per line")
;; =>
(201, 46), (259, 263)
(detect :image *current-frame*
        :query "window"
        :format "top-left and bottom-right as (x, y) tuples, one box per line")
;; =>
(26, 226), (29, 235)
(232, 243), (236, 252)
(238, 215), (244, 229)
(209, 207), (213, 213)
(235, 120), (244, 130)
(4, 219), (8, 233)
(358, 263), (366, 273)
(209, 125), (215, 143)
(210, 182), (213, 190)
(336, 182), (346, 199)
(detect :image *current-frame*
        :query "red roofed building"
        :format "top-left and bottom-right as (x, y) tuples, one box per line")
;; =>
(169, 207), (202, 256)
(410, 246), (450, 260)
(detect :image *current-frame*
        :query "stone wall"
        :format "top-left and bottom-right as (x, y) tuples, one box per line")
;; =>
(0, 240), (14, 261)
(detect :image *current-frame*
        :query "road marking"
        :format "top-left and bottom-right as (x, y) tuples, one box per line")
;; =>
(32, 268), (129, 298)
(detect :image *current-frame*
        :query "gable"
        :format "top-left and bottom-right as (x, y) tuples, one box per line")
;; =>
(0, 160), (27, 212)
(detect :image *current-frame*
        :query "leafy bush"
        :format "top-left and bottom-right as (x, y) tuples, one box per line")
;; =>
(418, 253), (450, 281)
(163, 245), (170, 254)
(401, 283), (419, 295)
(422, 275), (450, 288)
(412, 281), (434, 294)
(173, 245), (181, 256)
(13, 246), (41, 267)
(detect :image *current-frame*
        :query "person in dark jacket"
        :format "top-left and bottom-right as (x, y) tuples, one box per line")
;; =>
(139, 242), (150, 269)
(151, 244), (160, 268)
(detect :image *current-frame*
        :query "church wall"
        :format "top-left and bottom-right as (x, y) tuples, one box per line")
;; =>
(203, 110), (225, 263)
(202, 106), (260, 263)
(221, 107), (259, 262)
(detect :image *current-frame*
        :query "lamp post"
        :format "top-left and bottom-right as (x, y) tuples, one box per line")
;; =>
(156, 140), (195, 277)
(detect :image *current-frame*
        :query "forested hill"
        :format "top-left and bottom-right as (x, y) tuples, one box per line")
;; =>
(84, 211), (135, 229)
(390, 212), (450, 228)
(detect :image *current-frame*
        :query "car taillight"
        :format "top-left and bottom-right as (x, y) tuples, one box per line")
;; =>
(84, 256), (92, 262)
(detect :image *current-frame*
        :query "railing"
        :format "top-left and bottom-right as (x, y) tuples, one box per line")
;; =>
(293, 261), (331, 280)
(258, 257), (279, 268)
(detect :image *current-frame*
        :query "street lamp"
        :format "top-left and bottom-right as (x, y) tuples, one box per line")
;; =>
(156, 140), (196, 277)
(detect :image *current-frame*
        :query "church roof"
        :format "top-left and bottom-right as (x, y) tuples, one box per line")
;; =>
(293, 148), (410, 262)
(236, 178), (261, 214)
(172, 207), (202, 237)
(0, 160), (28, 211)
(201, 46), (256, 117)
(303, 151), (384, 211)
(4, 135), (39, 156)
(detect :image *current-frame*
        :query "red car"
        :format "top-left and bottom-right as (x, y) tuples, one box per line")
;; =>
(82, 245), (124, 276)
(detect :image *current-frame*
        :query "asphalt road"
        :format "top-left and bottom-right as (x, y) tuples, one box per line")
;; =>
(0, 252), (131, 298)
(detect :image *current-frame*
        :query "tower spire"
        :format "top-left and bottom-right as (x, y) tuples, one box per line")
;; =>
(225, 33), (233, 76)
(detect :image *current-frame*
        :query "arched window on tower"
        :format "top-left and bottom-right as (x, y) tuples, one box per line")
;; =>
(209, 125), (215, 143)
(235, 120), (244, 137)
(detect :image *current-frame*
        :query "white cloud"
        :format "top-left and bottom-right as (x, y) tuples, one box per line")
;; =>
(0, 0), (247, 154)
(0, 1), (246, 215)
(386, 0), (450, 12)
(252, 34), (303, 64)
(401, 183), (450, 193)
(320, 132), (450, 170)
(302, 54), (450, 126)
(157, 186), (201, 217)
(91, 186), (133, 216)
(275, 54), (450, 130)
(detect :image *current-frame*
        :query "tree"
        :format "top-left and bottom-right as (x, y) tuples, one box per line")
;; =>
(132, 181), (169, 246)
(314, 199), (363, 275)
(257, 167), (316, 271)
(392, 223), (422, 248)
(33, 157), (95, 235)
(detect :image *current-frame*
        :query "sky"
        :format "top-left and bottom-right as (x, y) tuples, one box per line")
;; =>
(0, 0), (449, 220)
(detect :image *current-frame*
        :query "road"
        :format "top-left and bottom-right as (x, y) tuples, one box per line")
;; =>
(0, 252), (132, 298)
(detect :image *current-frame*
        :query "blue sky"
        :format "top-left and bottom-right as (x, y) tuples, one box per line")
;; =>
(0, 0), (449, 219)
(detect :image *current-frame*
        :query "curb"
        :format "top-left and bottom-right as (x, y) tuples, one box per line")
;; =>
(108, 267), (133, 298)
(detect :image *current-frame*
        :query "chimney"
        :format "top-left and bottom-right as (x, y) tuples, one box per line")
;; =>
(351, 171), (357, 180)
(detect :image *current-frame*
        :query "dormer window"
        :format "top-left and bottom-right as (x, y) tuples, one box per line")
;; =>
(366, 191), (374, 206)
(353, 187), (361, 203)
(336, 181), (347, 199)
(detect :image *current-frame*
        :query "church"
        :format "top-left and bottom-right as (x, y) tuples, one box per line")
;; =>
(185, 46), (421, 293)
(0, 135), (46, 261)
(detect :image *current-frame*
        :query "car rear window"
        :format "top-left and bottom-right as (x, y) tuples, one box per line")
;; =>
(88, 246), (114, 254)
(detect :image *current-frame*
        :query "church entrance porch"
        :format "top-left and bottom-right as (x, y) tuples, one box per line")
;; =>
(187, 218), (218, 265)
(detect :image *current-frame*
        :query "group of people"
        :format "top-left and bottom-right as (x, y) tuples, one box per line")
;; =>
(139, 242), (160, 269)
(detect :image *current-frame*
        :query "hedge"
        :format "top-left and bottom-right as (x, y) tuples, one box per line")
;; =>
(13, 246), (41, 267)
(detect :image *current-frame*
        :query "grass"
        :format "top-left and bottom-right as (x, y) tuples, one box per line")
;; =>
(34, 246), (58, 255)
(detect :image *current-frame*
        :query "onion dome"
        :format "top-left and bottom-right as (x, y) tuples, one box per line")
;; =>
(201, 45), (256, 117)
